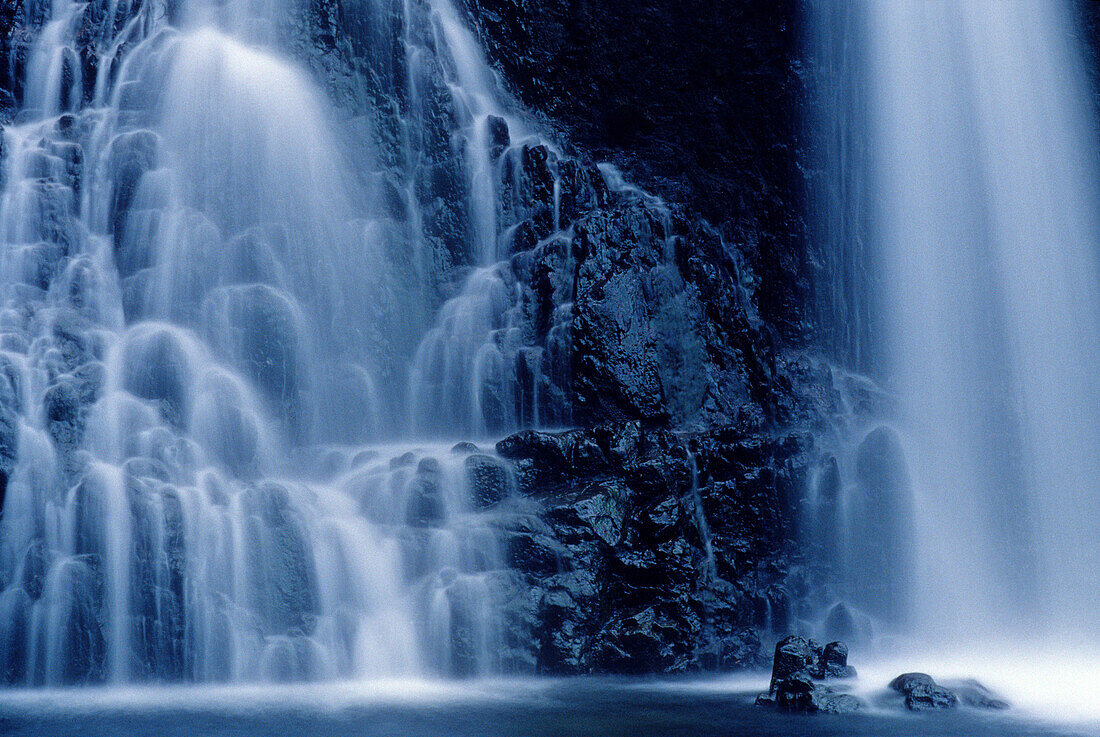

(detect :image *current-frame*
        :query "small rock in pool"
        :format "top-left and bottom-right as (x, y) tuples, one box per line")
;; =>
(817, 641), (857, 679)
(889, 672), (959, 710)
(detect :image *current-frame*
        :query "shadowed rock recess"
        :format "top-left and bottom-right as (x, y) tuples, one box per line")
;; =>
(0, 0), (842, 682)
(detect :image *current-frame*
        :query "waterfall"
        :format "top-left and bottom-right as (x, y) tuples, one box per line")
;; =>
(0, 0), (573, 685)
(812, 0), (1100, 651)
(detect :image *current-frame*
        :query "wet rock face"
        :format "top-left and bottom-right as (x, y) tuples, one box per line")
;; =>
(295, 0), (811, 432)
(285, 2), (824, 672)
(566, 191), (800, 431)
(492, 422), (814, 674)
(460, 0), (809, 342)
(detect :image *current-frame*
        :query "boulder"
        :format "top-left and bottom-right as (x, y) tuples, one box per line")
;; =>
(823, 601), (858, 642)
(405, 475), (445, 528)
(464, 453), (510, 508)
(817, 641), (857, 679)
(757, 635), (861, 714)
(756, 672), (861, 715)
(889, 672), (959, 710)
(769, 635), (815, 690)
(485, 115), (510, 158)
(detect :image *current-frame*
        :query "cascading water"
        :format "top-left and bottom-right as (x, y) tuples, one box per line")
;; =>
(811, 0), (1100, 666)
(0, 0), (579, 685)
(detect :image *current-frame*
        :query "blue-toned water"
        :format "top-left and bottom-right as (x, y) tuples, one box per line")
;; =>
(0, 678), (1095, 737)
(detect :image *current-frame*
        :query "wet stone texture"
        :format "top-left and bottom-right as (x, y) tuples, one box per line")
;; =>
(490, 421), (821, 674)
(755, 635), (859, 714)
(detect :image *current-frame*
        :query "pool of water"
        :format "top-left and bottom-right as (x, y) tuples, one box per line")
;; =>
(0, 678), (1094, 737)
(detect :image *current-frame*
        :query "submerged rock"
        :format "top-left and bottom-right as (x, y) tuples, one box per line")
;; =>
(822, 601), (875, 647)
(947, 679), (1010, 710)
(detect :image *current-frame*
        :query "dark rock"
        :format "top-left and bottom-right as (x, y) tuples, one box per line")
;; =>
(769, 635), (816, 691)
(767, 670), (814, 711)
(496, 429), (570, 493)
(594, 605), (694, 674)
(390, 451), (416, 468)
(107, 129), (158, 257)
(0, 407), (17, 515)
(847, 427), (915, 625)
(0, 88), (14, 125)
(559, 479), (629, 547)
(351, 449), (378, 466)
(416, 457), (441, 476)
(818, 640), (856, 679)
(491, 419), (813, 675)
(496, 429), (568, 467)
(486, 114), (510, 158)
(20, 540), (48, 600)
(44, 377), (86, 451)
(464, 453), (510, 508)
(889, 672), (959, 711)
(757, 635), (861, 714)
(822, 601), (859, 643)
(450, 441), (479, 455)
(119, 327), (193, 426)
(247, 484), (319, 636)
(460, 0), (807, 342)
(757, 671), (861, 714)
(211, 284), (307, 440)
(790, 677), (859, 714)
(506, 531), (561, 577)
(812, 691), (862, 714)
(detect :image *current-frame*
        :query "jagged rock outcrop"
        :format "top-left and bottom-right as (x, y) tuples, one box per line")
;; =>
(460, 0), (810, 344)
(288, 7), (822, 677)
(488, 421), (818, 674)
(755, 635), (860, 714)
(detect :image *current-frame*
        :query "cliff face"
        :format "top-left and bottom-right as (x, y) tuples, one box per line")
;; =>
(0, 0), (833, 677)
(460, 0), (811, 344)
(438, 0), (826, 672)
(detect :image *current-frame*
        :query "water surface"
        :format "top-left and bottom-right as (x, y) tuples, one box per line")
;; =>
(0, 678), (1093, 737)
